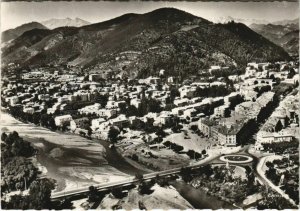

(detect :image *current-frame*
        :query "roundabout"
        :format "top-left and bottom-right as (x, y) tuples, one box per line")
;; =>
(219, 154), (253, 164)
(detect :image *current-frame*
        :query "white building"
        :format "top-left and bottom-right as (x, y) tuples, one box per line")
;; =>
(54, 115), (73, 127)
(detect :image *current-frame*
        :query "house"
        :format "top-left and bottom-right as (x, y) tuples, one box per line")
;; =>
(179, 86), (196, 98)
(54, 115), (73, 127)
(70, 117), (90, 131)
(110, 114), (129, 128)
(174, 98), (190, 107)
(214, 105), (230, 118)
(130, 98), (141, 108)
(183, 108), (197, 118)
(98, 109), (117, 119)
(167, 77), (174, 83)
(245, 67), (257, 78)
(74, 91), (91, 102)
(216, 125), (237, 147)
(38, 94), (50, 101)
(198, 118), (218, 137)
(23, 107), (35, 114)
(89, 74), (102, 81)
(138, 76), (161, 85)
(215, 119), (249, 147)
(6, 96), (19, 106)
(257, 129), (294, 144)
(58, 96), (69, 103)
(106, 101), (126, 109)
(209, 65), (221, 73)
(157, 112), (174, 126)
(172, 107), (187, 116)
(91, 118), (106, 131)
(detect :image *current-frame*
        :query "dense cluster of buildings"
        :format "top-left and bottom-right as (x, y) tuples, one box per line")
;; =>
(255, 92), (300, 150)
(1, 60), (299, 151)
(198, 92), (275, 147)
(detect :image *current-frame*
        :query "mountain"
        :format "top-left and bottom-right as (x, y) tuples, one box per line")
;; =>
(212, 16), (269, 26)
(250, 19), (299, 55)
(1, 22), (47, 43)
(41, 18), (90, 29)
(2, 8), (291, 78)
(272, 18), (298, 26)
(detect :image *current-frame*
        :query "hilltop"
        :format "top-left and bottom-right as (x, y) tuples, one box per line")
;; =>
(1, 22), (48, 43)
(41, 18), (90, 29)
(2, 8), (291, 78)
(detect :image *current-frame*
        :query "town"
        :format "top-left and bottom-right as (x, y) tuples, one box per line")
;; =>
(1, 57), (299, 209)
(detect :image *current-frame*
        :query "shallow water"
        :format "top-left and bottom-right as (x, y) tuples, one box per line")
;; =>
(0, 112), (145, 192)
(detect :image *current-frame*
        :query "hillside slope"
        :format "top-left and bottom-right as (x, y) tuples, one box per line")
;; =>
(2, 8), (291, 78)
(2, 22), (48, 43)
(250, 22), (299, 55)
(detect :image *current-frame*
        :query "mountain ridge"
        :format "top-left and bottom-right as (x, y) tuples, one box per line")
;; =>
(41, 18), (90, 29)
(2, 22), (48, 43)
(2, 7), (291, 78)
(250, 20), (299, 55)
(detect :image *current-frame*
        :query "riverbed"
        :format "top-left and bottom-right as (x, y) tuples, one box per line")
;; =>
(1, 112), (236, 209)
(0, 112), (133, 192)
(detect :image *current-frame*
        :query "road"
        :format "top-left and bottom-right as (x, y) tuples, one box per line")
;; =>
(254, 154), (297, 206)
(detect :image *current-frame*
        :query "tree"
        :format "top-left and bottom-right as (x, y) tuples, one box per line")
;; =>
(135, 173), (144, 183)
(126, 105), (138, 117)
(258, 188), (297, 209)
(108, 127), (120, 144)
(88, 186), (99, 202)
(1, 132), (7, 142)
(180, 167), (193, 182)
(118, 103), (127, 115)
(28, 178), (55, 209)
(111, 187), (124, 199)
(87, 127), (92, 137)
(201, 149), (206, 155)
(155, 128), (166, 138)
(172, 124), (183, 133)
(287, 68), (296, 79)
(190, 125), (198, 132)
(169, 87), (180, 103)
(40, 114), (49, 127)
(48, 117), (57, 130)
(138, 181), (154, 195)
(95, 94), (109, 108)
(202, 165), (214, 178)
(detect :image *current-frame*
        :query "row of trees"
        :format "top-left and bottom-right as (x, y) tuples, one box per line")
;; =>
(262, 139), (298, 154)
(210, 67), (245, 78)
(186, 149), (206, 160)
(163, 141), (184, 153)
(9, 107), (58, 130)
(194, 85), (234, 98)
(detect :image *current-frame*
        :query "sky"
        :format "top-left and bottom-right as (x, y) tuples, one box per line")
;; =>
(1, 1), (299, 31)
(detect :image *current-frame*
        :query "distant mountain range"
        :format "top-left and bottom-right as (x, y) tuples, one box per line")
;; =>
(272, 18), (298, 26)
(211, 16), (299, 56)
(1, 8), (291, 78)
(249, 19), (299, 56)
(211, 16), (270, 26)
(212, 16), (298, 27)
(2, 22), (48, 43)
(1, 18), (90, 43)
(41, 18), (90, 29)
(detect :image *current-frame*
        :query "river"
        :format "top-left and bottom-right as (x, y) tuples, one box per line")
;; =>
(0, 112), (146, 192)
(1, 111), (235, 209)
